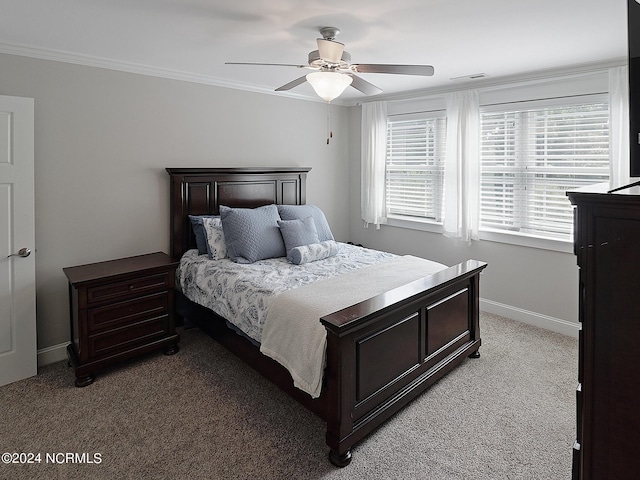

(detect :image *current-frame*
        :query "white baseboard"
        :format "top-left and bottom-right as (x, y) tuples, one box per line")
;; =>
(37, 342), (69, 367)
(34, 301), (577, 367)
(480, 299), (580, 338)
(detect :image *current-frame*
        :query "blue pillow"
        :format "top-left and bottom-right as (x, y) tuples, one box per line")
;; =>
(278, 216), (320, 261)
(219, 204), (286, 263)
(188, 215), (219, 255)
(277, 204), (334, 242)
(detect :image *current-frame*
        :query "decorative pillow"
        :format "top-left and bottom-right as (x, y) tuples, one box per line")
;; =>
(278, 216), (320, 261)
(290, 240), (339, 265)
(188, 215), (218, 255)
(277, 204), (334, 242)
(219, 204), (286, 263)
(202, 216), (227, 260)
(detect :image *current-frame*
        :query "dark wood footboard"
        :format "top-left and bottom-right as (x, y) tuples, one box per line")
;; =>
(320, 260), (486, 465)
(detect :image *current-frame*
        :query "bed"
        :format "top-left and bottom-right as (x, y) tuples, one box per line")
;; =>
(167, 166), (487, 466)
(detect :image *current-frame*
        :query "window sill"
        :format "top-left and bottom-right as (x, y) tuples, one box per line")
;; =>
(384, 217), (574, 253)
(385, 215), (443, 234)
(478, 229), (574, 253)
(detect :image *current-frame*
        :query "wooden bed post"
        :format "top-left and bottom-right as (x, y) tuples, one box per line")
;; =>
(323, 328), (355, 467)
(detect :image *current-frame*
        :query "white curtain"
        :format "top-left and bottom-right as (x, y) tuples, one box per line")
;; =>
(361, 101), (388, 228)
(609, 66), (630, 187)
(443, 90), (480, 242)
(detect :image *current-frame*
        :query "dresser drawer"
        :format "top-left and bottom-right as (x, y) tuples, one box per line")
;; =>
(88, 316), (169, 359)
(87, 272), (170, 305)
(87, 292), (169, 333)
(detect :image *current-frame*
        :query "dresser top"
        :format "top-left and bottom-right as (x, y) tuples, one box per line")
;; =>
(567, 182), (640, 207)
(63, 252), (177, 285)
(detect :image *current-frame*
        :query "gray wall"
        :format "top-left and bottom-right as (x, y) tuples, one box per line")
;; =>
(0, 52), (351, 358)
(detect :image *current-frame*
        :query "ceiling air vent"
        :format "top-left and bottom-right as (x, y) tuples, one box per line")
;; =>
(450, 73), (486, 81)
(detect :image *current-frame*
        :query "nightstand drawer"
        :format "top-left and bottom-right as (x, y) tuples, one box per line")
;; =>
(87, 272), (170, 305)
(88, 315), (169, 359)
(87, 292), (169, 333)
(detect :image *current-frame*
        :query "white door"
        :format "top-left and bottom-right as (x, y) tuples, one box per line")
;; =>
(0, 95), (36, 387)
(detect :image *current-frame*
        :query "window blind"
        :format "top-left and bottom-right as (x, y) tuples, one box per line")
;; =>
(481, 100), (609, 240)
(386, 115), (446, 221)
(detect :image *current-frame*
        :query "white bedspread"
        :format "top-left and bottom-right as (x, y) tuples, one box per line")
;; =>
(259, 255), (447, 398)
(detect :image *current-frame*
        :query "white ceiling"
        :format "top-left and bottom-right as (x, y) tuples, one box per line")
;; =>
(0, 0), (628, 105)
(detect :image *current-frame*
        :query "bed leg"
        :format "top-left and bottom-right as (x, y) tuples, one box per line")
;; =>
(469, 349), (481, 359)
(329, 449), (352, 467)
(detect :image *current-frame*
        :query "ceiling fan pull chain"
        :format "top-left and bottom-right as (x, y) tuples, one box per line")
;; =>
(327, 102), (333, 145)
(326, 101), (331, 144)
(330, 103), (333, 139)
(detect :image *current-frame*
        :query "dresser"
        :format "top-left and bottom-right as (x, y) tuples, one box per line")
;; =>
(567, 184), (640, 480)
(64, 252), (180, 387)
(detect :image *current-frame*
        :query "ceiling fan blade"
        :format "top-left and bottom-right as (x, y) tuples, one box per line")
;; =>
(352, 64), (435, 76)
(275, 75), (308, 92)
(225, 62), (307, 68)
(349, 75), (383, 96)
(317, 39), (345, 64)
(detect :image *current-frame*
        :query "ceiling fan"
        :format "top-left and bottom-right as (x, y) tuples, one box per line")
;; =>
(226, 27), (435, 102)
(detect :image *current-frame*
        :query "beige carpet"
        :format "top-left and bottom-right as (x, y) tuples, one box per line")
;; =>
(0, 313), (577, 480)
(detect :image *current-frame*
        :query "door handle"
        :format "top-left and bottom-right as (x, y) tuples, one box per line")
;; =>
(7, 247), (31, 258)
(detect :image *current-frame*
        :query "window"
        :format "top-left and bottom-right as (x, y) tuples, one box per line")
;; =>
(385, 112), (447, 222)
(480, 96), (609, 241)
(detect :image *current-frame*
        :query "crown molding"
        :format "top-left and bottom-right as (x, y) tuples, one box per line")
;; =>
(353, 57), (628, 106)
(0, 42), (350, 105)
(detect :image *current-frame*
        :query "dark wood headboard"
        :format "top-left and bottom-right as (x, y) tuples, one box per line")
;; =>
(166, 167), (311, 259)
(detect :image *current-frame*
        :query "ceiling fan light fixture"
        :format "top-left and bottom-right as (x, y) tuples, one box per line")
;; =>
(306, 71), (352, 102)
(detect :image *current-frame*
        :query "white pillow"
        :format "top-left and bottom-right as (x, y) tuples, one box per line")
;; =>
(202, 216), (227, 260)
(289, 240), (339, 265)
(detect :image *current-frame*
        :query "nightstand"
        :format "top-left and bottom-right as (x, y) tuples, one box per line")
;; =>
(64, 252), (180, 387)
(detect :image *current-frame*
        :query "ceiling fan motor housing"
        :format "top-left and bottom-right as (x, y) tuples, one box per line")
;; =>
(319, 27), (340, 41)
(308, 49), (352, 69)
